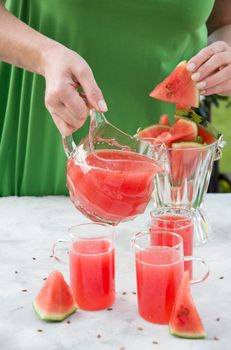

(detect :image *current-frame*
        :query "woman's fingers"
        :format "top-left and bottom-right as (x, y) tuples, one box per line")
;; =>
(52, 113), (78, 136)
(200, 78), (231, 96)
(61, 85), (89, 123)
(187, 41), (230, 72)
(191, 51), (231, 83)
(45, 91), (87, 135)
(187, 41), (231, 97)
(43, 45), (107, 135)
(73, 62), (108, 112)
(45, 78), (89, 133)
(197, 64), (231, 91)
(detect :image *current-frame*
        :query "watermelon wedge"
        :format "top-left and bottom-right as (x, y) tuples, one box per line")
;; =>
(138, 117), (198, 148)
(170, 142), (207, 185)
(176, 104), (192, 112)
(33, 271), (77, 321)
(157, 118), (198, 146)
(137, 124), (170, 139)
(150, 61), (199, 107)
(169, 271), (206, 339)
(159, 114), (170, 125)
(175, 110), (221, 144)
(198, 125), (216, 145)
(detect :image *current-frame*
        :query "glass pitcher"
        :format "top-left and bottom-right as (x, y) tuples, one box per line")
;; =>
(63, 110), (168, 225)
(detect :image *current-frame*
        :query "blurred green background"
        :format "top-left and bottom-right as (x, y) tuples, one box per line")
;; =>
(212, 97), (231, 192)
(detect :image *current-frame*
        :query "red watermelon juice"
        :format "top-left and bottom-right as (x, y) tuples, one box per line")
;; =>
(136, 246), (183, 324)
(150, 214), (193, 274)
(70, 239), (115, 310)
(67, 149), (162, 224)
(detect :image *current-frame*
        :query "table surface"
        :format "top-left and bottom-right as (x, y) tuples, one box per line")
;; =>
(0, 194), (230, 350)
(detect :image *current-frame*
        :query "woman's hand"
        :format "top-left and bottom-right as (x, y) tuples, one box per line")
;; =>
(187, 41), (231, 97)
(43, 44), (107, 136)
(0, 5), (107, 136)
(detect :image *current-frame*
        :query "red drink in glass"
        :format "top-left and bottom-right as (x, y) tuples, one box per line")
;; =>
(150, 209), (194, 273)
(136, 246), (183, 324)
(70, 239), (115, 311)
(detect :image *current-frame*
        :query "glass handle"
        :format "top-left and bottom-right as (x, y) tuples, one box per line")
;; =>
(214, 134), (226, 161)
(90, 108), (106, 128)
(131, 231), (148, 248)
(62, 109), (95, 158)
(193, 208), (210, 246)
(51, 239), (69, 264)
(184, 256), (209, 284)
(62, 135), (76, 158)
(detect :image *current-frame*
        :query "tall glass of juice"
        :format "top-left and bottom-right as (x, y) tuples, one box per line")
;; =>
(149, 207), (194, 273)
(69, 223), (115, 311)
(133, 230), (209, 324)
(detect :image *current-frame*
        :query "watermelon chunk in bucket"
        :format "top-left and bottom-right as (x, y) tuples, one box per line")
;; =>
(170, 142), (208, 185)
(159, 114), (170, 125)
(148, 117), (198, 148)
(137, 124), (170, 139)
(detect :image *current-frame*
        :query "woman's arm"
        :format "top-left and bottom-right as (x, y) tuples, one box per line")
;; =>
(207, 0), (231, 39)
(187, 0), (231, 96)
(0, 4), (107, 135)
(208, 24), (231, 46)
(0, 4), (54, 74)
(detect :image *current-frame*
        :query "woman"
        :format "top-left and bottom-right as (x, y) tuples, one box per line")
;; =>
(0, 0), (230, 196)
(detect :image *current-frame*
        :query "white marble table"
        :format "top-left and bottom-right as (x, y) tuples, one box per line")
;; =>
(0, 194), (230, 350)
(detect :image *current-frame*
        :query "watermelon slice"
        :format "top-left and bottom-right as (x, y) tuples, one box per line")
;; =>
(169, 271), (206, 339)
(175, 104), (192, 112)
(198, 125), (216, 145)
(137, 124), (170, 139)
(157, 118), (198, 146)
(159, 114), (170, 125)
(170, 141), (207, 184)
(150, 61), (199, 107)
(196, 136), (204, 144)
(175, 110), (221, 145)
(33, 271), (77, 321)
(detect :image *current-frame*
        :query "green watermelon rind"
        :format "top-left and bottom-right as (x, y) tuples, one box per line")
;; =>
(175, 111), (221, 140)
(33, 301), (77, 322)
(171, 142), (206, 149)
(177, 60), (187, 67)
(169, 271), (206, 340)
(169, 327), (206, 339)
(196, 136), (204, 144)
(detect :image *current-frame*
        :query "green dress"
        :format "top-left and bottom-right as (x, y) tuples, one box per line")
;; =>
(0, 0), (215, 196)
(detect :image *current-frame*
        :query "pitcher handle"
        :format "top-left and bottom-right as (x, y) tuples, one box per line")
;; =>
(62, 135), (76, 158)
(62, 108), (100, 158)
(214, 134), (226, 161)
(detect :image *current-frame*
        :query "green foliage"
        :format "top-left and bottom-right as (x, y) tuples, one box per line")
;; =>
(219, 179), (231, 193)
(211, 96), (231, 192)
(196, 95), (231, 192)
